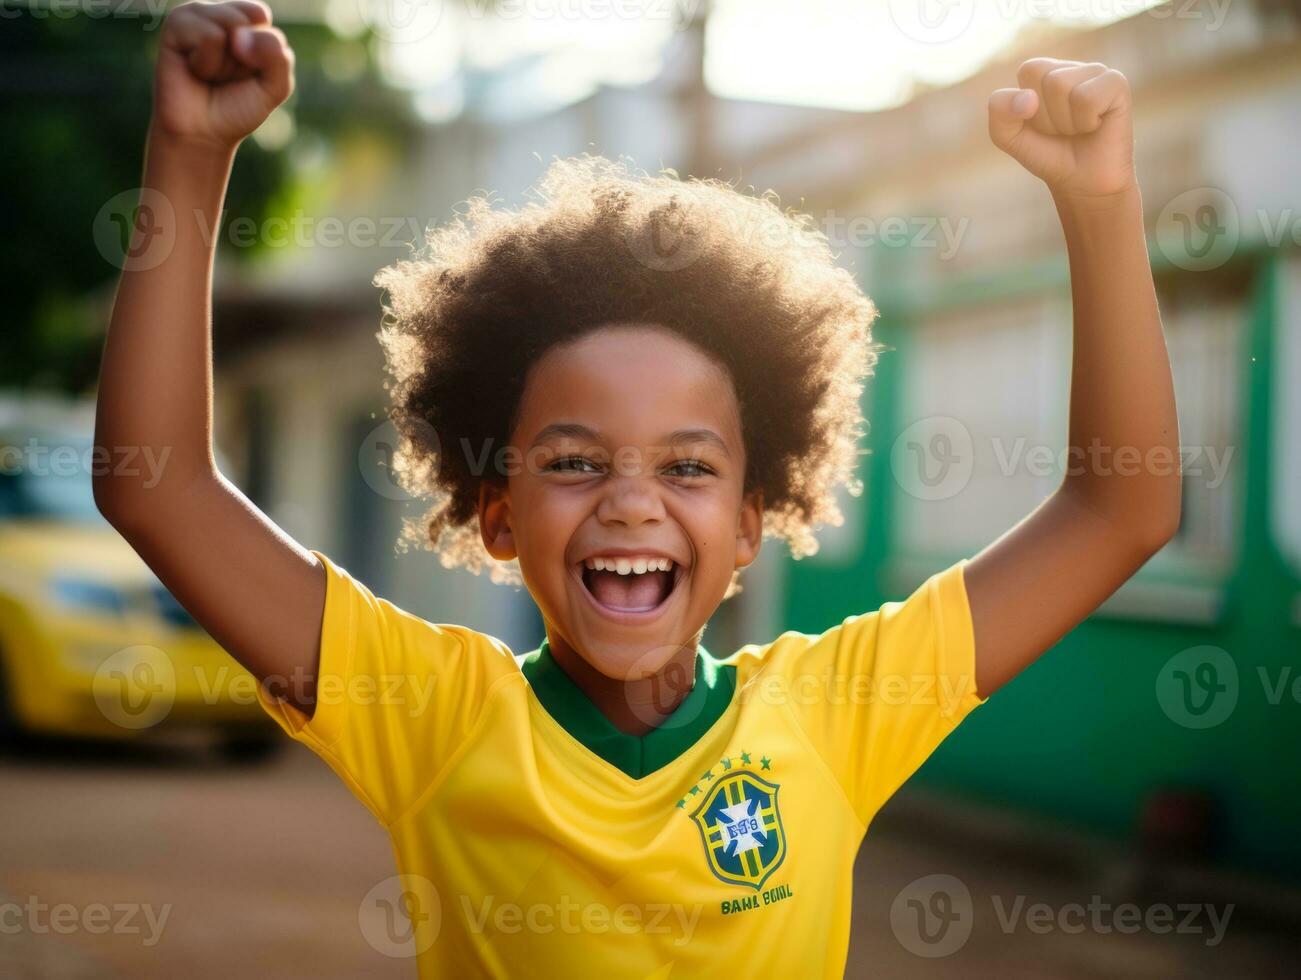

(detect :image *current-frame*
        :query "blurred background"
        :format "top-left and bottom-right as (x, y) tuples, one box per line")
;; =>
(2, 0), (1300, 976)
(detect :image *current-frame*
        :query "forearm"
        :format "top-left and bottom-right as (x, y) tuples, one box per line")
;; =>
(1054, 184), (1181, 548)
(94, 127), (237, 513)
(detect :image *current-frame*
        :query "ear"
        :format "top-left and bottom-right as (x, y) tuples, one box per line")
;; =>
(734, 489), (764, 569)
(478, 481), (517, 562)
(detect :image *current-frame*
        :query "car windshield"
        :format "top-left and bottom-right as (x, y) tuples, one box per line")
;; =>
(0, 434), (106, 525)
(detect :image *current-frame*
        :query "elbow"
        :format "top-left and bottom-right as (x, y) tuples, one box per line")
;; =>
(92, 470), (164, 539)
(93, 461), (216, 540)
(92, 475), (139, 537)
(91, 472), (115, 521)
(1133, 492), (1182, 558)
(1063, 478), (1182, 559)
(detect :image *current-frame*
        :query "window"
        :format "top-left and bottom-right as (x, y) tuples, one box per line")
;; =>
(1273, 255), (1301, 579)
(889, 275), (1247, 619)
(891, 293), (1070, 561)
(1155, 288), (1244, 575)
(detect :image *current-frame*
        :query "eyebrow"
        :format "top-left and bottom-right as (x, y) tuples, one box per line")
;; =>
(529, 423), (732, 458)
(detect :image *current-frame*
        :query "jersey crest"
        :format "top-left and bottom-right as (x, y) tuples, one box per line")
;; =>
(690, 770), (786, 889)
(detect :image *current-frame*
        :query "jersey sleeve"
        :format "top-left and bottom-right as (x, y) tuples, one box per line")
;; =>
(779, 560), (987, 825)
(254, 550), (517, 826)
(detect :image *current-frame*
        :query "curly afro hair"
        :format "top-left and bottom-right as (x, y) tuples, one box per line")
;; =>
(373, 156), (881, 587)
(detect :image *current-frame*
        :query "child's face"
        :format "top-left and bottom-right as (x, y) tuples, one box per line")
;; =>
(479, 324), (763, 680)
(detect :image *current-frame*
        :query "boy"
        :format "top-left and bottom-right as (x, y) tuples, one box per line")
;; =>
(94, 2), (1181, 976)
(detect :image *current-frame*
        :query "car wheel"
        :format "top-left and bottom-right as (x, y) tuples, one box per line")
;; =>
(217, 733), (282, 766)
(0, 654), (19, 747)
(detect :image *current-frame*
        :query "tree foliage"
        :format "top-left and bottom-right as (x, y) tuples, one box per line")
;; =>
(1, 6), (415, 391)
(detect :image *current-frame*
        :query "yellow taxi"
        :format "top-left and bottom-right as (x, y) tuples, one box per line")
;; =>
(0, 426), (277, 761)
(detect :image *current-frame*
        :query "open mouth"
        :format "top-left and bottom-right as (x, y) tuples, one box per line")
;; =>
(577, 555), (683, 616)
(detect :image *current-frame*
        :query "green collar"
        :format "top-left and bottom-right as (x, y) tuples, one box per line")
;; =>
(518, 639), (736, 779)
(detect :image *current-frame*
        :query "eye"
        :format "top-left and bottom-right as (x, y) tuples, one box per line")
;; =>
(664, 458), (715, 479)
(545, 455), (603, 475)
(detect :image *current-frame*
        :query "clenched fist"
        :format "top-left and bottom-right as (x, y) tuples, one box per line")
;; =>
(989, 58), (1135, 201)
(152, 0), (295, 150)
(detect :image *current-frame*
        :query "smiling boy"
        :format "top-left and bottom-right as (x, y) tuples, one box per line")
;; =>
(94, 3), (1181, 977)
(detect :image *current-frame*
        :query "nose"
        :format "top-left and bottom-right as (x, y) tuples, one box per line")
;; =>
(595, 474), (666, 527)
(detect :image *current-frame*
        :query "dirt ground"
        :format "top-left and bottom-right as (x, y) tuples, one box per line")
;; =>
(1, 738), (1295, 979)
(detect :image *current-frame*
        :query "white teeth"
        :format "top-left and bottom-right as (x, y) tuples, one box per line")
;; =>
(582, 556), (676, 575)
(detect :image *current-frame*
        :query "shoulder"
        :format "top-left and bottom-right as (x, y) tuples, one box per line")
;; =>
(311, 548), (521, 683)
(717, 560), (974, 693)
(717, 626), (843, 690)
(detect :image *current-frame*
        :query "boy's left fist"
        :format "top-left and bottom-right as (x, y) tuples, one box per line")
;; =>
(989, 58), (1135, 200)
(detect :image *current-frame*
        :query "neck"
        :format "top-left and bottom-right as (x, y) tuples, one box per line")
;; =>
(545, 632), (701, 736)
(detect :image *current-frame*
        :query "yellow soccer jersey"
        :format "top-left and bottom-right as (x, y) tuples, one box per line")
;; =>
(256, 550), (986, 978)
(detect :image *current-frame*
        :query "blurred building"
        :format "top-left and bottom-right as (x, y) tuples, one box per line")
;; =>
(210, 1), (1301, 879)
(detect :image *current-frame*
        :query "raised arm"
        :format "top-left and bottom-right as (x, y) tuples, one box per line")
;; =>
(93, 0), (324, 712)
(965, 59), (1181, 698)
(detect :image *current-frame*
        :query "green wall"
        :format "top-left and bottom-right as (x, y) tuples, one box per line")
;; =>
(782, 248), (1301, 879)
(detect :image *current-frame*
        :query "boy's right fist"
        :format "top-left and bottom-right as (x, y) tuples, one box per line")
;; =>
(153, 0), (295, 150)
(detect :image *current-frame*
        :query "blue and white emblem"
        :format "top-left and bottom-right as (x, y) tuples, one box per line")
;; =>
(690, 770), (786, 889)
